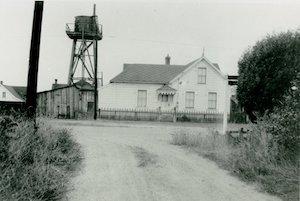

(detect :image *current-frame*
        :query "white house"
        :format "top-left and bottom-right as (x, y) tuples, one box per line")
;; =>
(0, 81), (26, 103)
(0, 81), (27, 112)
(99, 55), (231, 114)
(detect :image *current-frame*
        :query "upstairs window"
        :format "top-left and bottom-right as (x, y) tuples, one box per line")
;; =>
(185, 91), (195, 108)
(2, 92), (6, 98)
(137, 90), (147, 107)
(208, 92), (217, 109)
(198, 67), (207, 84)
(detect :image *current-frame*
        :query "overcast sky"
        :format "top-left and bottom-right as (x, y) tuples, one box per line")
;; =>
(0, 0), (299, 91)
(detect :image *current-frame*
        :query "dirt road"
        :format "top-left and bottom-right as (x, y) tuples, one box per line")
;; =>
(62, 120), (280, 201)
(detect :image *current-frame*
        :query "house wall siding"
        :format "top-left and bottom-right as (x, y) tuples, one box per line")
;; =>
(170, 59), (230, 112)
(99, 83), (162, 110)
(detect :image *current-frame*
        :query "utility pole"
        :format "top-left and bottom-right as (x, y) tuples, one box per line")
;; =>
(26, 1), (44, 119)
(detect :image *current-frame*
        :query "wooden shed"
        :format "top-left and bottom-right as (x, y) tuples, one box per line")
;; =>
(37, 80), (95, 119)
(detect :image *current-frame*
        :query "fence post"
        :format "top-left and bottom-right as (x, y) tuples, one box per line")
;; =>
(173, 107), (177, 123)
(223, 84), (229, 134)
(157, 107), (161, 121)
(134, 111), (137, 121)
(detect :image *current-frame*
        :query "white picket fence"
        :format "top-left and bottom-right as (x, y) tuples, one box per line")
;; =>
(98, 108), (227, 123)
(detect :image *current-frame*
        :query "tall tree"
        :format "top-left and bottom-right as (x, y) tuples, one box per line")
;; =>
(237, 30), (300, 122)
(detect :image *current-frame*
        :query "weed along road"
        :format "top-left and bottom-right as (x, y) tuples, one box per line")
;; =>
(59, 120), (280, 201)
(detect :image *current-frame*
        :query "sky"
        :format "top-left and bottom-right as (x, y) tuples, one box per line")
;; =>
(0, 0), (299, 91)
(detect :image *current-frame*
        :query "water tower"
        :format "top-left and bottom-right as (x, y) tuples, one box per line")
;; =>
(66, 4), (102, 119)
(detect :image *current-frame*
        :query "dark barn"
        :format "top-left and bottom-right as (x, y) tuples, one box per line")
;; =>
(37, 80), (95, 119)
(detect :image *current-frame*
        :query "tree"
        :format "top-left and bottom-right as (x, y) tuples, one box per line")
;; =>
(237, 30), (300, 122)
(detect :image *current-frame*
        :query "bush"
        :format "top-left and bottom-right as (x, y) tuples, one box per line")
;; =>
(0, 116), (83, 201)
(176, 115), (191, 122)
(264, 74), (300, 163)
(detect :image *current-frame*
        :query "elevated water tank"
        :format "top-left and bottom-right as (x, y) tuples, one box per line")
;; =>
(66, 15), (102, 40)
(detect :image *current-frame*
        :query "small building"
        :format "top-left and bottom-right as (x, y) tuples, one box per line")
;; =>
(0, 81), (27, 113)
(37, 80), (95, 119)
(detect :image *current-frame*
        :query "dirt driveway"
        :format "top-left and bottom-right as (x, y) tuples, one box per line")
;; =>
(55, 120), (280, 201)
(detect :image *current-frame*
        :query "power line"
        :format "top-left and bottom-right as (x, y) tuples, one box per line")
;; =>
(103, 34), (242, 50)
(103, 34), (204, 47)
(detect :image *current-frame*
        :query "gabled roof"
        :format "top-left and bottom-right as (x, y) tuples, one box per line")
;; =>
(2, 85), (27, 101)
(110, 56), (224, 84)
(110, 64), (187, 84)
(11, 86), (27, 100)
(169, 56), (226, 83)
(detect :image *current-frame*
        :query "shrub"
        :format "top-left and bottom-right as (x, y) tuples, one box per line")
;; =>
(0, 116), (83, 201)
(177, 115), (191, 122)
(264, 74), (300, 163)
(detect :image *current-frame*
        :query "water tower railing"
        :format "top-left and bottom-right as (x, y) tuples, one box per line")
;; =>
(66, 23), (102, 36)
(66, 23), (74, 33)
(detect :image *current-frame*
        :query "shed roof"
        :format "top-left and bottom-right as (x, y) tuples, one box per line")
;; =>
(38, 80), (94, 94)
(52, 83), (68, 90)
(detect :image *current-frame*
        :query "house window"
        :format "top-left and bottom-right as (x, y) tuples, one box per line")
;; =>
(185, 91), (195, 108)
(198, 67), (207, 84)
(2, 92), (6, 98)
(137, 90), (147, 107)
(208, 92), (217, 109)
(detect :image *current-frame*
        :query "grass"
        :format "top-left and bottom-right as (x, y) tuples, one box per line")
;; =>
(0, 116), (83, 201)
(131, 146), (158, 167)
(170, 128), (299, 201)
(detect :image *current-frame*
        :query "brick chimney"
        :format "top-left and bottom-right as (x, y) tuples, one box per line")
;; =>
(55, 79), (58, 84)
(165, 54), (170, 65)
(0, 81), (3, 85)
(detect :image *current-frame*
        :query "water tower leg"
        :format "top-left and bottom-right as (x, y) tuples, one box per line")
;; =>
(68, 39), (76, 85)
(93, 40), (98, 120)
